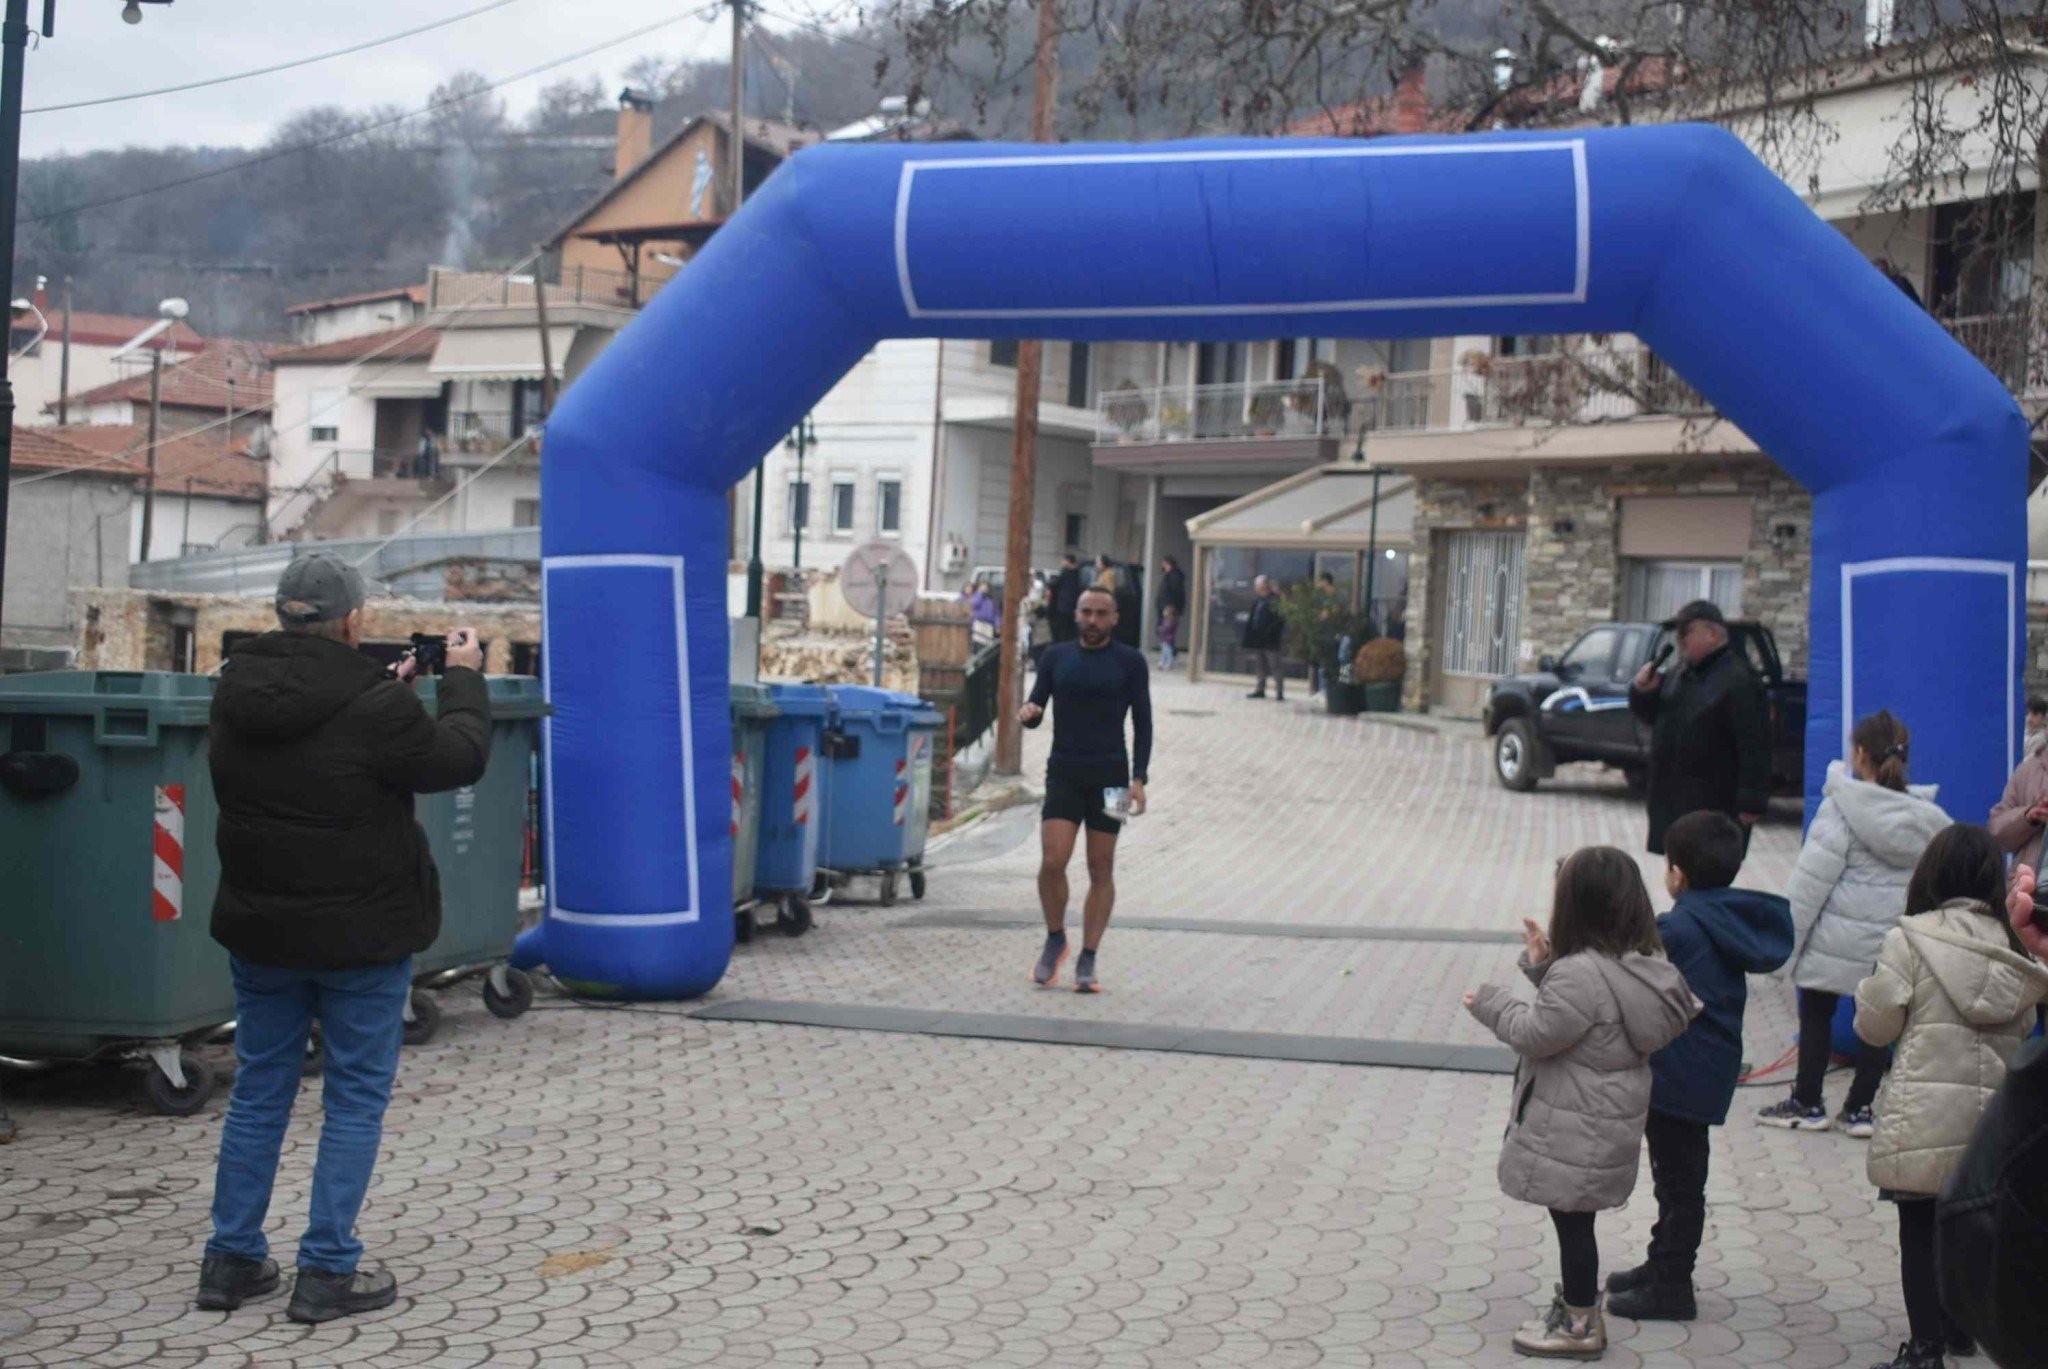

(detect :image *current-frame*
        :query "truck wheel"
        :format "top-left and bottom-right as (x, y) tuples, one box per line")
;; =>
(1494, 719), (1542, 793)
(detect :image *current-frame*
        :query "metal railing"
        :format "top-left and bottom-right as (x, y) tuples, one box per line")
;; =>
(266, 451), (345, 540)
(1095, 377), (1333, 444)
(956, 641), (1002, 754)
(1944, 309), (2032, 392)
(1355, 371), (1437, 433)
(426, 262), (678, 314)
(131, 527), (541, 597)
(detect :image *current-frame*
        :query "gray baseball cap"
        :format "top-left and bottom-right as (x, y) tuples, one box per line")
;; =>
(276, 552), (368, 625)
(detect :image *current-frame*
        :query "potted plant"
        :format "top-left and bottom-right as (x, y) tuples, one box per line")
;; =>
(1104, 380), (1150, 441)
(1160, 399), (1192, 439)
(1303, 359), (1352, 434)
(1354, 637), (1407, 712)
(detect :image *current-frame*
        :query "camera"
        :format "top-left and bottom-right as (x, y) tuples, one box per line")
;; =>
(384, 632), (449, 680)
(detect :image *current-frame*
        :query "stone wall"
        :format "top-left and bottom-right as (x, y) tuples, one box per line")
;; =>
(760, 623), (919, 694)
(1402, 457), (1814, 714)
(73, 589), (541, 675)
(1400, 476), (1528, 712)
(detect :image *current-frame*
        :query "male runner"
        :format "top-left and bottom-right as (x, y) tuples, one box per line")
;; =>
(1018, 586), (1152, 993)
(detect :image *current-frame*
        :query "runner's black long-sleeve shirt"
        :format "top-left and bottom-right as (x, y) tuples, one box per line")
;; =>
(1024, 639), (1152, 785)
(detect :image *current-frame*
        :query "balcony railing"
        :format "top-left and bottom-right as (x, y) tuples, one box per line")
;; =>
(1944, 308), (2032, 392)
(426, 261), (679, 315)
(1096, 378), (1333, 444)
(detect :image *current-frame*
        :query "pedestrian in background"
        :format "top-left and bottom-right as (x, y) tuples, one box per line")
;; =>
(1608, 811), (1792, 1322)
(965, 579), (1000, 639)
(1855, 824), (2048, 1369)
(1157, 603), (1179, 671)
(1241, 575), (1287, 701)
(1991, 699), (2048, 876)
(1627, 600), (1772, 855)
(1049, 553), (1083, 644)
(2025, 696), (2048, 758)
(1465, 847), (1700, 1360)
(1156, 555), (1187, 623)
(1763, 710), (1947, 1135)
(198, 553), (489, 1323)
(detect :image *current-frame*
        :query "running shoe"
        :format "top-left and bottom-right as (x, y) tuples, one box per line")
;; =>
(1032, 932), (1068, 987)
(1839, 1106), (1876, 1139)
(1074, 949), (1100, 994)
(1757, 1097), (1833, 1131)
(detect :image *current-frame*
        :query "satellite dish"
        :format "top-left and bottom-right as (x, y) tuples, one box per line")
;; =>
(841, 542), (919, 620)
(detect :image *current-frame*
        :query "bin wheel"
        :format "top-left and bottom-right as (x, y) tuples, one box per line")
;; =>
(810, 873), (832, 901)
(302, 1029), (325, 1078)
(909, 869), (927, 901)
(483, 967), (534, 1021)
(735, 909), (756, 944)
(879, 873), (900, 907)
(143, 1053), (215, 1117)
(777, 897), (813, 937)
(402, 989), (441, 1047)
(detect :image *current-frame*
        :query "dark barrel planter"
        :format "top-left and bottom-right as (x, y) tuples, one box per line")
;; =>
(1325, 681), (1365, 716)
(1360, 681), (1402, 712)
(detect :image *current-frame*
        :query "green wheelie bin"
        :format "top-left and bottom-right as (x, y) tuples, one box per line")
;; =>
(0, 671), (231, 1115)
(400, 675), (549, 1044)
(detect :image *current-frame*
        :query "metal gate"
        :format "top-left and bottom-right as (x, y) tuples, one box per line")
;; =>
(1440, 531), (1525, 678)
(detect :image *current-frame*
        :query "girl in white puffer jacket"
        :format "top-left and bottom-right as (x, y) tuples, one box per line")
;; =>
(1759, 710), (1949, 1135)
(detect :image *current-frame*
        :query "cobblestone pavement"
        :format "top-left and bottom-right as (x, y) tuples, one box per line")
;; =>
(2, 673), (1918, 1366)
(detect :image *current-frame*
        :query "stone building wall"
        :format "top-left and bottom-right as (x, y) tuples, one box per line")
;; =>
(1402, 457), (1814, 714)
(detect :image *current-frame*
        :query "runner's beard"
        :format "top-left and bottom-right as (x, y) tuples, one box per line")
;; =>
(1078, 625), (1111, 647)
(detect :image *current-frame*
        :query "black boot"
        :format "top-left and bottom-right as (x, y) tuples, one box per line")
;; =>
(1607, 1277), (1697, 1322)
(1604, 1262), (1652, 1297)
(288, 1267), (398, 1324)
(1869, 1342), (1945, 1369)
(195, 1254), (281, 1311)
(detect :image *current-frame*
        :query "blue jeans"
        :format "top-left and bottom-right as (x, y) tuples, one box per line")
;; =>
(206, 956), (410, 1273)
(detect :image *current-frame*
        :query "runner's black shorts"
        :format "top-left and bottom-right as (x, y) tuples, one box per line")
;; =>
(1042, 769), (1127, 835)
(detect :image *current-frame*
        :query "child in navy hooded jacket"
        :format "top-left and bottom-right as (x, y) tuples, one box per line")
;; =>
(1608, 810), (1794, 1321)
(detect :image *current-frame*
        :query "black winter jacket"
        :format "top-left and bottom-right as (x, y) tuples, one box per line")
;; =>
(1241, 597), (1285, 651)
(209, 633), (491, 970)
(1627, 643), (1772, 854)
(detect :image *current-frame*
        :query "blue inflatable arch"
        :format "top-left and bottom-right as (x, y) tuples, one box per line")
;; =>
(520, 124), (2026, 999)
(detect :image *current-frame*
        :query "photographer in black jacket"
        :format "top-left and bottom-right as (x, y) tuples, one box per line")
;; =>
(196, 553), (489, 1324)
(1627, 600), (1771, 856)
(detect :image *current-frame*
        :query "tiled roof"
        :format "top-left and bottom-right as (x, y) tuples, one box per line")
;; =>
(11, 308), (205, 352)
(43, 423), (267, 500)
(267, 325), (441, 365)
(11, 426), (142, 479)
(283, 283), (429, 316)
(62, 338), (277, 414)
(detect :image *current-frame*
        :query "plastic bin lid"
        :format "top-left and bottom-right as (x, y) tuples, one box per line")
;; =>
(764, 682), (833, 717)
(730, 683), (780, 719)
(882, 689), (943, 726)
(414, 674), (552, 719)
(0, 670), (215, 724)
(827, 684), (896, 718)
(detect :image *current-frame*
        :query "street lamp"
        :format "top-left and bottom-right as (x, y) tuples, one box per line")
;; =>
(121, 0), (172, 23)
(784, 414), (814, 571)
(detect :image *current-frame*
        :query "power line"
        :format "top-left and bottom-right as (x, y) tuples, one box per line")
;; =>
(27, 0), (524, 115)
(750, 2), (890, 56)
(25, 9), (712, 226)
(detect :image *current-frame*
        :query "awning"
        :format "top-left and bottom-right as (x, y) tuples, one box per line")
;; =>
(356, 361), (444, 399)
(1188, 464), (1415, 549)
(427, 326), (575, 381)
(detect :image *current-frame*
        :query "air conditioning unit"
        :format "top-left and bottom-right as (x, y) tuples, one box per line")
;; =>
(940, 539), (968, 573)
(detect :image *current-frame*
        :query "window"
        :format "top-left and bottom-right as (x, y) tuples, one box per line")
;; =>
(308, 388), (341, 443)
(990, 338), (1019, 368)
(1558, 626), (1624, 681)
(510, 380), (546, 438)
(786, 479), (810, 534)
(1496, 335), (1559, 358)
(830, 479), (855, 535)
(1622, 560), (1743, 624)
(1063, 513), (1086, 550)
(1065, 343), (1091, 409)
(1196, 342), (1247, 386)
(512, 498), (540, 528)
(877, 478), (902, 535)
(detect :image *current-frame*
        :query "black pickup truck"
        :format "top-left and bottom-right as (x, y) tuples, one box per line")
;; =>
(1483, 620), (1807, 795)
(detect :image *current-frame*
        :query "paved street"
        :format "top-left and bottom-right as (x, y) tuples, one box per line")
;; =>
(2, 670), (1915, 1367)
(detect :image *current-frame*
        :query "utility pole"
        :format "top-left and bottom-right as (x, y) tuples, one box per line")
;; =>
(137, 348), (162, 563)
(56, 277), (72, 425)
(533, 251), (556, 418)
(0, 0), (34, 645)
(731, 0), (770, 624)
(993, 0), (1060, 775)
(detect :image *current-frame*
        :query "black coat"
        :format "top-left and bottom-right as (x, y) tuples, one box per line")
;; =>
(1939, 1033), (2048, 1368)
(1627, 643), (1771, 854)
(1157, 567), (1187, 616)
(1049, 566), (1083, 641)
(209, 633), (491, 970)
(1242, 596), (1285, 650)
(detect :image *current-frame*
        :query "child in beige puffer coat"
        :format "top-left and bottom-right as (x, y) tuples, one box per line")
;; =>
(1853, 823), (2048, 1369)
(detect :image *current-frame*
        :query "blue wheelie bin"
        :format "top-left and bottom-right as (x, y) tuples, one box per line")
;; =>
(817, 686), (944, 906)
(729, 684), (778, 944)
(754, 683), (831, 937)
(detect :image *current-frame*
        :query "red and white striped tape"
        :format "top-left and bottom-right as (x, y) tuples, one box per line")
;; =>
(792, 745), (814, 827)
(153, 785), (185, 923)
(892, 757), (909, 827)
(730, 752), (745, 838)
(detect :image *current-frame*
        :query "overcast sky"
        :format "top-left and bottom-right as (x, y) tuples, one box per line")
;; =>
(24, 0), (754, 159)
